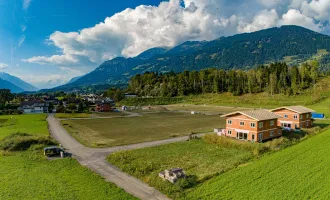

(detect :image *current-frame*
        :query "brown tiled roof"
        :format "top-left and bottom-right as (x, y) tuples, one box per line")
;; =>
(271, 106), (315, 114)
(221, 109), (281, 121)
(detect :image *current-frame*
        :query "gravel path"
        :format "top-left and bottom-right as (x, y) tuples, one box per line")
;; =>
(47, 114), (197, 200)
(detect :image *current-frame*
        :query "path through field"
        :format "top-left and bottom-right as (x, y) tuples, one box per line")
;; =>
(47, 114), (198, 200)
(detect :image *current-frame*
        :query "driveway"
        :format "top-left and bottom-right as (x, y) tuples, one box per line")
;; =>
(47, 114), (197, 200)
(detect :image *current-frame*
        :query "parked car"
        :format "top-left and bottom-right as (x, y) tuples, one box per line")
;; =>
(44, 146), (66, 157)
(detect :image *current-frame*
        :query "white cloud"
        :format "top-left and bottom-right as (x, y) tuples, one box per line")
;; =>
(301, 0), (330, 21)
(18, 35), (26, 47)
(23, 0), (32, 10)
(0, 63), (8, 70)
(280, 9), (321, 31)
(23, 0), (330, 72)
(238, 9), (279, 33)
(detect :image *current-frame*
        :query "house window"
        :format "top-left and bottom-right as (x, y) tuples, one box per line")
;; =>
(270, 120), (274, 126)
(270, 131), (274, 137)
(258, 122), (263, 129)
(227, 130), (232, 135)
(284, 114), (288, 118)
(240, 121), (245, 126)
(294, 115), (298, 119)
(306, 114), (309, 118)
(300, 114), (303, 119)
(250, 122), (256, 128)
(306, 122), (309, 127)
(252, 134), (255, 141)
(227, 120), (232, 125)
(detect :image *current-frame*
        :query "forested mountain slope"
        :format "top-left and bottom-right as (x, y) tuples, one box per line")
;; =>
(52, 25), (330, 91)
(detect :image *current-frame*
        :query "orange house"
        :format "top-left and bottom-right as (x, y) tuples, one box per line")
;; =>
(221, 109), (282, 142)
(271, 106), (315, 129)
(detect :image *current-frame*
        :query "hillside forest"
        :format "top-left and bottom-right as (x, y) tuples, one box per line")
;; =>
(128, 62), (319, 97)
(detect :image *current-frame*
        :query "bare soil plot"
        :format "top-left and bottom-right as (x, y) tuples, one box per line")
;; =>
(62, 112), (225, 147)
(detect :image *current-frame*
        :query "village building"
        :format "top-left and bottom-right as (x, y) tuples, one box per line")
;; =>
(221, 109), (282, 142)
(271, 106), (315, 129)
(95, 101), (112, 112)
(18, 100), (49, 114)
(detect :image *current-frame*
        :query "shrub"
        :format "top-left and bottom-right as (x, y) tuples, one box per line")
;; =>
(176, 175), (198, 189)
(0, 133), (56, 151)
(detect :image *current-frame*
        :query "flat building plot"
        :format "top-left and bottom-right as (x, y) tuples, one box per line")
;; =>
(62, 112), (225, 147)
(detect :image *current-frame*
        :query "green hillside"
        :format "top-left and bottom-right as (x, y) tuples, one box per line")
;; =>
(50, 26), (330, 92)
(184, 126), (330, 200)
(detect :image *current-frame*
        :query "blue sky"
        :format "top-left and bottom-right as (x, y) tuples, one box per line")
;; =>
(0, 0), (164, 88)
(0, 0), (329, 89)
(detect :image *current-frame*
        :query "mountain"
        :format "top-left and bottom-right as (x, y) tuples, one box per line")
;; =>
(51, 25), (330, 92)
(0, 72), (38, 91)
(0, 78), (25, 93)
(67, 75), (83, 84)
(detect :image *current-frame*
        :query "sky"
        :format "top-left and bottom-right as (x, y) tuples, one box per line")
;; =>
(0, 0), (330, 89)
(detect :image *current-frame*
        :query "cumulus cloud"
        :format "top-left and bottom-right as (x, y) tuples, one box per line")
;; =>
(280, 9), (321, 31)
(0, 63), (8, 70)
(238, 9), (279, 33)
(23, 0), (330, 72)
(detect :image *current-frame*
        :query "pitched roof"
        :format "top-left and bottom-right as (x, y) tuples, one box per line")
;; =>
(221, 109), (281, 121)
(271, 106), (315, 114)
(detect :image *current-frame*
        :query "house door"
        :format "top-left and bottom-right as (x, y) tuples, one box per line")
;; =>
(258, 133), (263, 142)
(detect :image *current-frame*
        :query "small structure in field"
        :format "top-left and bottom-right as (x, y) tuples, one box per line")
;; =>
(214, 128), (226, 136)
(159, 168), (186, 183)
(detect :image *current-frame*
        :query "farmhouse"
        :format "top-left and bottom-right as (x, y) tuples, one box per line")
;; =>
(221, 109), (282, 142)
(18, 100), (49, 114)
(271, 106), (315, 129)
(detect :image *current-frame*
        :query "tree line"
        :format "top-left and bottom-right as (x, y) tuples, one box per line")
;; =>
(128, 62), (319, 97)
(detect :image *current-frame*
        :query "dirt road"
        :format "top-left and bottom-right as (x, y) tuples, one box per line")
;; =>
(47, 114), (196, 200)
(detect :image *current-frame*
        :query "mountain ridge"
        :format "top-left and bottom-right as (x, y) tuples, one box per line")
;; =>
(49, 25), (330, 92)
(0, 72), (38, 91)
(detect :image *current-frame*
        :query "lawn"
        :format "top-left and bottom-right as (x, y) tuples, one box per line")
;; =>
(183, 128), (330, 200)
(0, 150), (137, 200)
(62, 112), (225, 147)
(107, 139), (254, 198)
(0, 114), (136, 200)
(0, 114), (49, 140)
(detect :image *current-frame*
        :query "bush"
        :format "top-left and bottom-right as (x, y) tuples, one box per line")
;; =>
(176, 175), (198, 189)
(0, 133), (56, 151)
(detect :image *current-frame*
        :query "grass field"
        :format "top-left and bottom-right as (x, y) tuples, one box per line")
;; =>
(107, 139), (254, 198)
(0, 150), (137, 200)
(164, 104), (249, 114)
(183, 128), (330, 200)
(0, 114), (136, 200)
(55, 112), (126, 119)
(62, 112), (225, 147)
(0, 114), (48, 140)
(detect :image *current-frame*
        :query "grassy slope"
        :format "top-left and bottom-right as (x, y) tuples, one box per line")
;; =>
(62, 112), (225, 147)
(184, 129), (330, 200)
(0, 114), (48, 140)
(0, 114), (136, 200)
(107, 139), (253, 198)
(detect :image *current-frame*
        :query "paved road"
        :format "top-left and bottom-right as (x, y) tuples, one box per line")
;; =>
(47, 114), (198, 200)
